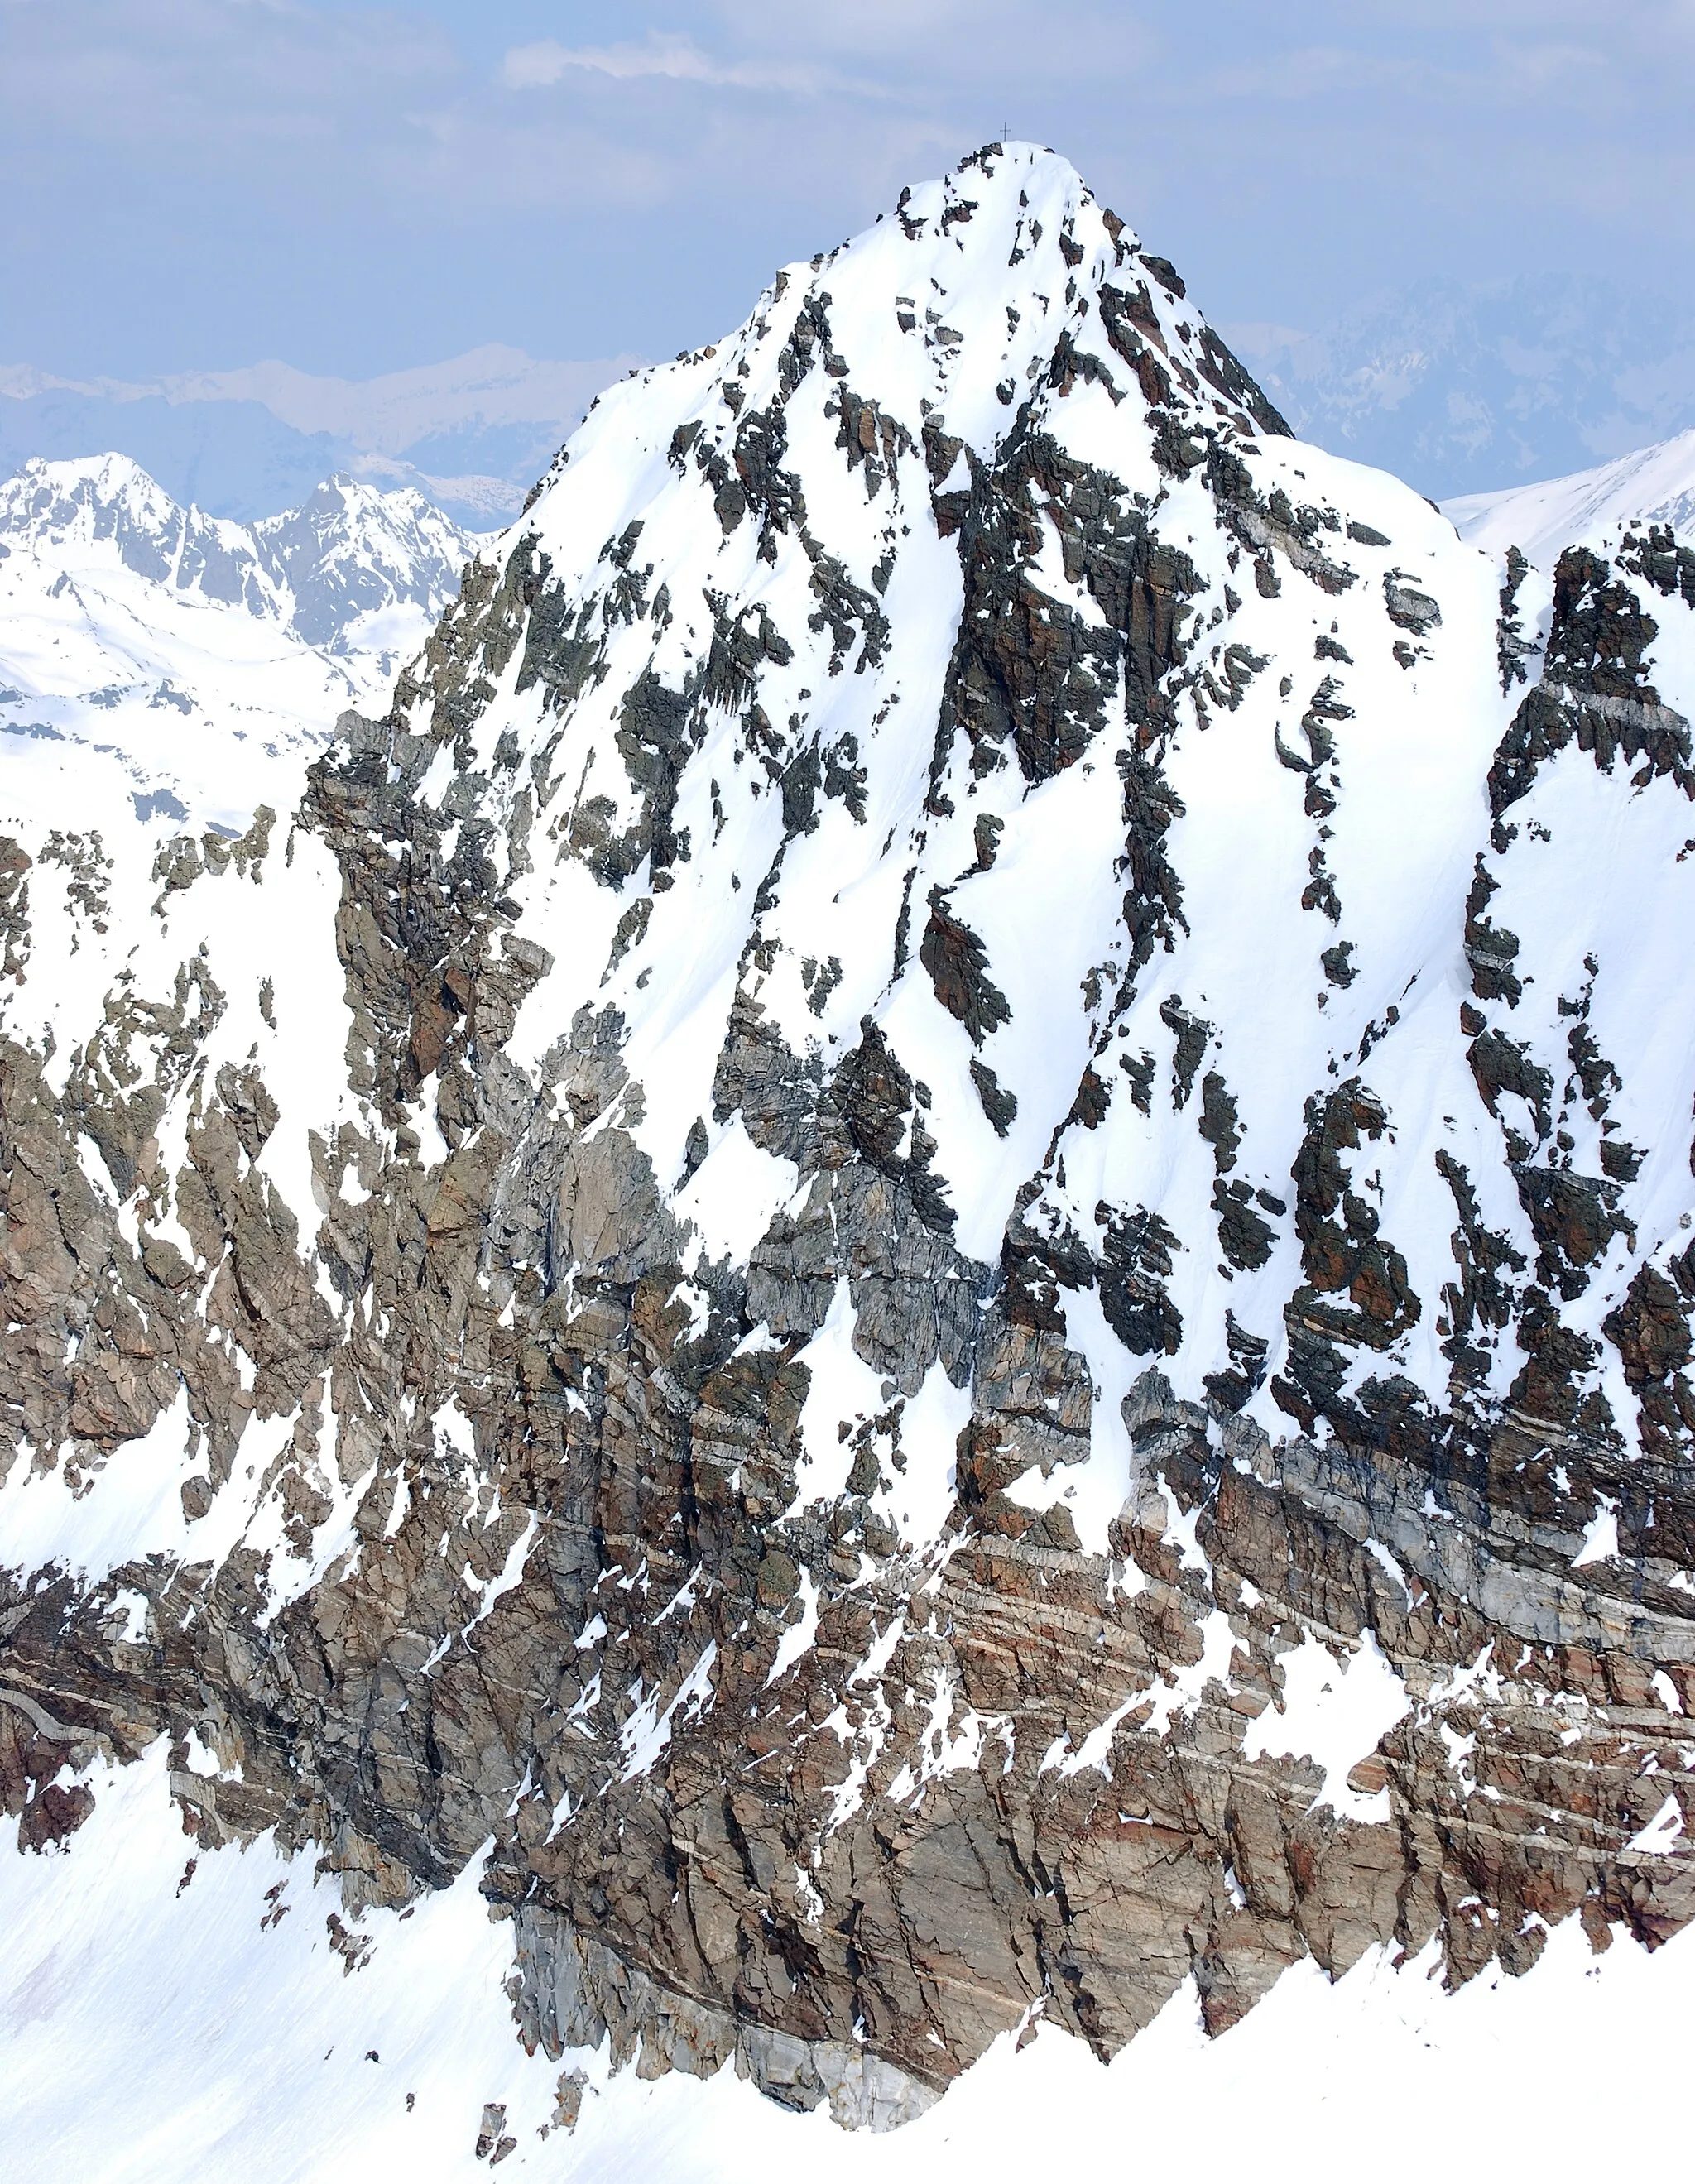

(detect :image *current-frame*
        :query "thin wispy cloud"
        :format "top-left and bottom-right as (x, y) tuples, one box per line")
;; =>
(502, 33), (820, 97)
(1, 0), (1689, 480)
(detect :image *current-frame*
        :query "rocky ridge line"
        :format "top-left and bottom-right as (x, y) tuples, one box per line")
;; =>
(2, 144), (1693, 2134)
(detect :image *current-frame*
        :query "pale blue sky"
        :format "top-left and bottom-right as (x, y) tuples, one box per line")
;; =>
(2, 1), (1692, 382)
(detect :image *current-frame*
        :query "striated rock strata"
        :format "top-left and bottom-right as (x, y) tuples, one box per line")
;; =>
(2, 146), (1693, 2131)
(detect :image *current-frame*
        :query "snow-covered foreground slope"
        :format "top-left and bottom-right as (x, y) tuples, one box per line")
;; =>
(0, 456), (483, 838)
(4, 1745), (1692, 2184)
(1447, 425), (1695, 572)
(2, 145), (1693, 2177)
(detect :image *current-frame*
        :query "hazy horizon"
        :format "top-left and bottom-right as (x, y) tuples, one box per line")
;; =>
(4, 5), (1693, 508)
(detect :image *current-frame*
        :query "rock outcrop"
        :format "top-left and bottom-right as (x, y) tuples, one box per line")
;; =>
(2, 146), (1693, 2133)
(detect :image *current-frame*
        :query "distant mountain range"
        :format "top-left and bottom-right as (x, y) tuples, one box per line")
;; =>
(0, 348), (635, 526)
(0, 454), (486, 838)
(7, 274), (1695, 530)
(1227, 272), (1695, 499)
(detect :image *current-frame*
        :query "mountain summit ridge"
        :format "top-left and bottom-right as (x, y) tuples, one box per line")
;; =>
(2, 144), (1693, 2173)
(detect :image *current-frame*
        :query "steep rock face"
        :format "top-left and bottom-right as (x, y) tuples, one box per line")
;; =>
(2, 146), (1693, 2132)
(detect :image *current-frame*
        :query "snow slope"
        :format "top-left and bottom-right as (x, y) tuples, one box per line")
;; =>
(1447, 424), (1695, 570)
(3, 1747), (1692, 2184)
(2, 142), (1694, 2181)
(0, 455), (483, 838)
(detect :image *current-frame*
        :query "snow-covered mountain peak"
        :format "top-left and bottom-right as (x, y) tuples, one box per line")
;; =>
(251, 471), (486, 651)
(409, 137), (1427, 1264)
(2, 447), (202, 535)
(0, 452), (482, 645)
(5, 144), (1695, 2174)
(0, 454), (484, 839)
(0, 452), (280, 615)
(535, 144), (1287, 534)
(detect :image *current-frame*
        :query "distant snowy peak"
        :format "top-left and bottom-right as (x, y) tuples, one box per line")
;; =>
(1446, 425), (1695, 573)
(0, 454), (485, 651)
(0, 452), (281, 616)
(250, 473), (487, 653)
(0, 454), (487, 842)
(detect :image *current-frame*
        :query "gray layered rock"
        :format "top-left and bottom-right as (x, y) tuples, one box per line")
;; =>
(2, 145), (1693, 2134)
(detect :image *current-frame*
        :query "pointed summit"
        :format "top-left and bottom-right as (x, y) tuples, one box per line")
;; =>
(4, 145), (1695, 2172)
(527, 142), (1285, 543)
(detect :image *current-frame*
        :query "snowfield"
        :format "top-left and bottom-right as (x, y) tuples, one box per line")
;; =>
(3, 1746), (1692, 2184)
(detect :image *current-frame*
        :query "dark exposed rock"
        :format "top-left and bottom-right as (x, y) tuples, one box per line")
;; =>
(1198, 1070), (1241, 1170)
(1213, 1180), (1277, 1273)
(1383, 572), (1442, 635)
(935, 427), (1200, 783)
(1434, 1150), (1526, 1387)
(1159, 996), (1210, 1108)
(1514, 1164), (1626, 1294)
(1096, 1204), (1183, 1355)
(920, 890), (1011, 1045)
(1118, 1048), (1155, 1113)
(1618, 523), (1695, 609)
(1606, 1264), (1695, 1460)
(1496, 545), (1536, 694)
(1468, 1025), (1553, 1142)
(1286, 1082), (1420, 1354)
(970, 1058), (1019, 1136)
(2, 146), (1692, 2154)
(1203, 1313), (1270, 1414)
(1206, 445), (1356, 597)
(713, 995), (823, 1166)
(1463, 858), (1522, 1006)
(1489, 546), (1695, 848)
(1191, 327), (1292, 439)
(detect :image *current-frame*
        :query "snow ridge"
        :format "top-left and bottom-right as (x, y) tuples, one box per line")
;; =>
(1447, 424), (1695, 571)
